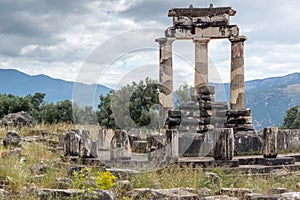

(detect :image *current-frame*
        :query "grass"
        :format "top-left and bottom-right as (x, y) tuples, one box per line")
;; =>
(0, 123), (75, 138)
(0, 123), (72, 199)
(1, 123), (300, 199)
(0, 142), (69, 199)
(131, 165), (300, 195)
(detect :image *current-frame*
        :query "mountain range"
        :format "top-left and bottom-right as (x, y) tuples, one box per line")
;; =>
(0, 69), (299, 130)
(0, 69), (111, 107)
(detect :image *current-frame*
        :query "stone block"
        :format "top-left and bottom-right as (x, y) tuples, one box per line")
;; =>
(212, 102), (228, 109)
(236, 124), (255, 131)
(168, 110), (181, 118)
(226, 109), (251, 117)
(110, 130), (131, 160)
(204, 195), (238, 200)
(180, 103), (199, 110)
(246, 193), (280, 200)
(127, 129), (143, 148)
(200, 110), (212, 117)
(221, 188), (254, 198)
(280, 192), (300, 199)
(213, 128), (234, 160)
(166, 117), (181, 126)
(179, 133), (204, 157)
(234, 131), (263, 155)
(227, 116), (252, 124)
(197, 85), (215, 95)
(132, 141), (147, 153)
(278, 129), (300, 152)
(238, 157), (295, 166)
(127, 188), (200, 200)
(181, 118), (200, 125)
(200, 102), (213, 110)
(3, 130), (21, 148)
(64, 130), (81, 156)
(263, 127), (278, 158)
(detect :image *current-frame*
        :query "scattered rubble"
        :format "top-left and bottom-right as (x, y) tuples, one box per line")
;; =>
(1, 111), (36, 127)
(3, 130), (21, 148)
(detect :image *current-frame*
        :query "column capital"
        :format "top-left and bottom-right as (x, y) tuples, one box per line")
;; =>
(229, 36), (247, 43)
(193, 37), (210, 44)
(155, 37), (176, 44)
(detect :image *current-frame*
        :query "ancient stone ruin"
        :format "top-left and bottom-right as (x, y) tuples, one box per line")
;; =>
(62, 5), (298, 170)
(156, 4), (246, 110)
(155, 4), (256, 164)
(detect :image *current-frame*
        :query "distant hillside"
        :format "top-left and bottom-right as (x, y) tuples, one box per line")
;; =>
(212, 73), (300, 130)
(245, 73), (300, 131)
(0, 69), (111, 105)
(0, 69), (299, 130)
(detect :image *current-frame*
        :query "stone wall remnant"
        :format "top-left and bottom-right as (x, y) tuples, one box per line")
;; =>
(263, 127), (278, 158)
(64, 130), (98, 158)
(110, 130), (131, 160)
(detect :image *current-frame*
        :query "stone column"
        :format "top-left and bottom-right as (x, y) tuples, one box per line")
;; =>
(193, 37), (210, 94)
(213, 128), (234, 160)
(263, 126), (278, 158)
(229, 36), (247, 110)
(155, 37), (176, 110)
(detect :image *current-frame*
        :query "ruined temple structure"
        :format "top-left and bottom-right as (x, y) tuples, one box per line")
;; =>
(157, 4), (255, 135)
(156, 4), (256, 159)
(156, 4), (246, 110)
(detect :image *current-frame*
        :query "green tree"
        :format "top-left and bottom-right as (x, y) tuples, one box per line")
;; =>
(282, 105), (300, 129)
(97, 91), (117, 129)
(97, 77), (159, 130)
(0, 94), (34, 118)
(39, 100), (73, 124)
(25, 92), (46, 120)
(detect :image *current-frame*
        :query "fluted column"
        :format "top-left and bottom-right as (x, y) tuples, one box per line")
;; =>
(155, 37), (176, 110)
(229, 36), (247, 110)
(193, 37), (210, 94)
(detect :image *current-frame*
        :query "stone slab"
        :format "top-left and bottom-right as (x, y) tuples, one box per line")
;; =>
(246, 193), (280, 200)
(178, 157), (215, 168)
(238, 157), (295, 166)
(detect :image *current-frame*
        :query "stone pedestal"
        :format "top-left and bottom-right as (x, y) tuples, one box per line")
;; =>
(110, 130), (131, 161)
(213, 128), (234, 160)
(263, 127), (278, 158)
(229, 36), (247, 110)
(193, 37), (210, 94)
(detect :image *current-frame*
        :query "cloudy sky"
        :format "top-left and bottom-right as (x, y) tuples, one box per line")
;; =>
(1, 0), (300, 89)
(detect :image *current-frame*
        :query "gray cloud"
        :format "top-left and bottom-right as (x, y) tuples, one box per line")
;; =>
(0, 0), (299, 87)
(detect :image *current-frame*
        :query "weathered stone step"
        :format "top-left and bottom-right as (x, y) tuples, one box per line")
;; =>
(238, 157), (295, 166)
